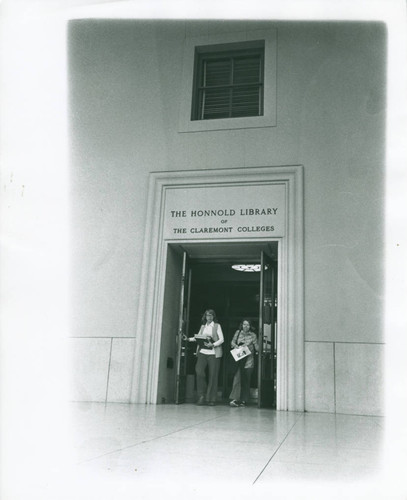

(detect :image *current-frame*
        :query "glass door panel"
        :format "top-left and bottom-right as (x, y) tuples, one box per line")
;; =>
(258, 251), (277, 408)
(175, 251), (191, 404)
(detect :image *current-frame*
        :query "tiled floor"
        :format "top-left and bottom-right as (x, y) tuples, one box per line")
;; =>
(68, 402), (394, 498)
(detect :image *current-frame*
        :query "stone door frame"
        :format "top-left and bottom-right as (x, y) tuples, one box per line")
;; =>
(130, 165), (304, 411)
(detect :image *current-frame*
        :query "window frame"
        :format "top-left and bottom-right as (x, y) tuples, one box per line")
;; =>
(191, 42), (265, 121)
(178, 29), (277, 133)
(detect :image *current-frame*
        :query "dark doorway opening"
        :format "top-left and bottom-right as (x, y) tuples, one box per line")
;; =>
(186, 261), (261, 403)
(171, 241), (278, 408)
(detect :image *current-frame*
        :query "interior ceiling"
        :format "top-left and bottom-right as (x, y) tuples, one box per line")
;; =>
(178, 241), (278, 262)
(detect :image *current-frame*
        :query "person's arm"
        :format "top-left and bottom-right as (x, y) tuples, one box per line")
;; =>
(230, 330), (240, 349)
(182, 334), (196, 342)
(184, 325), (204, 342)
(251, 332), (259, 352)
(212, 324), (224, 347)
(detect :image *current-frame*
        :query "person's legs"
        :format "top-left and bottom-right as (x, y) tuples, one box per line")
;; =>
(210, 356), (221, 403)
(240, 366), (253, 404)
(195, 352), (208, 401)
(206, 355), (217, 404)
(229, 369), (241, 401)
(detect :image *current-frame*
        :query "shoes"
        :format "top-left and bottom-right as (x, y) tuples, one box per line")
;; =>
(208, 402), (215, 406)
(229, 400), (246, 407)
(196, 396), (206, 406)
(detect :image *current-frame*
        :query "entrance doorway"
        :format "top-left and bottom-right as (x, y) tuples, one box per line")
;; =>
(131, 166), (304, 410)
(173, 241), (278, 408)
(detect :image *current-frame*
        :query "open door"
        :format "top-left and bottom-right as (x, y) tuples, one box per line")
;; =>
(175, 251), (191, 404)
(258, 251), (277, 408)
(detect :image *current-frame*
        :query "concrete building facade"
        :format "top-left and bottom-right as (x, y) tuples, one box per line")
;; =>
(69, 19), (386, 416)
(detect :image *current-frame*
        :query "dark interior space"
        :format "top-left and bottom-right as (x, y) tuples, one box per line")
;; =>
(186, 261), (261, 400)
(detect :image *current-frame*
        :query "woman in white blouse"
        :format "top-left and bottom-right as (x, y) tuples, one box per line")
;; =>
(186, 309), (224, 406)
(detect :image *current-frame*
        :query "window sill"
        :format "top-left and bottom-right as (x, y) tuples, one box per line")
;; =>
(179, 114), (276, 133)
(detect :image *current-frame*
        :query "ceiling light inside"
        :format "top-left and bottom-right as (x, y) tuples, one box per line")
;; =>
(231, 264), (261, 272)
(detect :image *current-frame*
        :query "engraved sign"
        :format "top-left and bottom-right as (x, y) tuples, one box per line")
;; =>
(163, 183), (286, 239)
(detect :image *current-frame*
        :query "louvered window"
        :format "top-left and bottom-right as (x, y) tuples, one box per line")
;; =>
(191, 43), (265, 121)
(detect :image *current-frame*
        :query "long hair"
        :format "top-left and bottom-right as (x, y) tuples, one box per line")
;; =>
(239, 318), (254, 332)
(201, 309), (218, 325)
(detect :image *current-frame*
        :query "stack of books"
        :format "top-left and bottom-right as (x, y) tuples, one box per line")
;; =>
(194, 334), (214, 348)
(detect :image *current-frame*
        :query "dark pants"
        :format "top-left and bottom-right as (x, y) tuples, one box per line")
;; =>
(195, 352), (218, 403)
(238, 364), (253, 403)
(214, 357), (221, 397)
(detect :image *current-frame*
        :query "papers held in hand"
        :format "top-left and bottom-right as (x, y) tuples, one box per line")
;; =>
(230, 345), (251, 362)
(194, 334), (214, 348)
